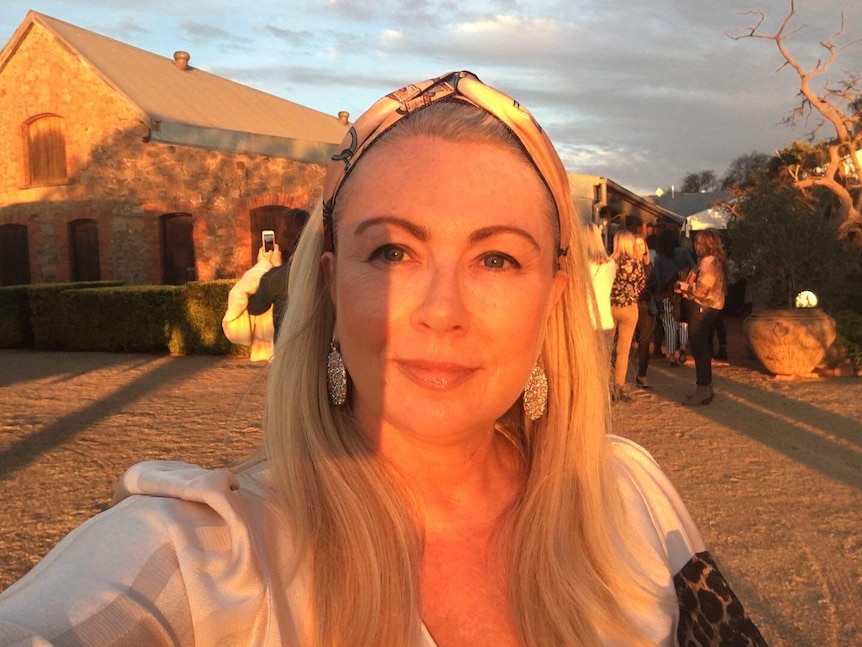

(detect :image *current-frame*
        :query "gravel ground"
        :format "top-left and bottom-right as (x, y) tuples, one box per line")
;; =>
(1, 319), (860, 646)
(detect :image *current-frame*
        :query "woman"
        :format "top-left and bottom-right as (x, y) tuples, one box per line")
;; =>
(222, 242), (283, 360)
(584, 223), (616, 355)
(633, 235), (656, 389)
(653, 228), (695, 367)
(0, 73), (764, 646)
(609, 230), (645, 401)
(678, 229), (728, 405)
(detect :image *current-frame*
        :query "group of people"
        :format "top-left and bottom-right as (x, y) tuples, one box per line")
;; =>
(0, 71), (761, 646)
(587, 223), (728, 406)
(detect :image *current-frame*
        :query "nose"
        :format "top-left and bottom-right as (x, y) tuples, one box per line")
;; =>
(410, 263), (468, 334)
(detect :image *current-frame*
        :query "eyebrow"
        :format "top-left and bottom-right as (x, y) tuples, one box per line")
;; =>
(470, 225), (540, 251)
(353, 216), (428, 241)
(352, 218), (540, 251)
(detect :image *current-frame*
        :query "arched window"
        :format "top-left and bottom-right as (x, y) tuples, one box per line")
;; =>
(160, 213), (196, 285)
(69, 219), (101, 282)
(0, 224), (31, 286)
(26, 115), (67, 186)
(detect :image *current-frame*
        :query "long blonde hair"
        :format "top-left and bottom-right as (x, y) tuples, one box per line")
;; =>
(264, 101), (664, 646)
(611, 229), (637, 261)
(584, 222), (611, 265)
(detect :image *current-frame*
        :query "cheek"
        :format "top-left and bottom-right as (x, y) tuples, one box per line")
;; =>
(465, 277), (555, 342)
(332, 268), (398, 348)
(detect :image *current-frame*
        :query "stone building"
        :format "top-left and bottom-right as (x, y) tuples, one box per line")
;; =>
(0, 11), (350, 286)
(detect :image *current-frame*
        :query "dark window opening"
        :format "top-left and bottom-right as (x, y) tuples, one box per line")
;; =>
(69, 219), (101, 282)
(160, 213), (196, 285)
(0, 224), (32, 286)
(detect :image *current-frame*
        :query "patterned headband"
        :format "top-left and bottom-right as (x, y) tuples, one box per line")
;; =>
(321, 70), (571, 258)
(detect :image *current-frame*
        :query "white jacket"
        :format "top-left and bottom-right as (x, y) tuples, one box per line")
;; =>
(222, 258), (275, 362)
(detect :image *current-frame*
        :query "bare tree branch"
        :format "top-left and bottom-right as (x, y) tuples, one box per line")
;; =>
(731, 0), (862, 243)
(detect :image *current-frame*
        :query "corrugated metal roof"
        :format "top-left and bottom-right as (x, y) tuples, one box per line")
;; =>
(649, 190), (730, 218)
(11, 11), (349, 156)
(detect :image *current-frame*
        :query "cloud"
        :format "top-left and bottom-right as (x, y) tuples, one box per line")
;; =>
(93, 17), (150, 38)
(179, 21), (253, 45)
(259, 25), (316, 47)
(323, 0), (376, 21)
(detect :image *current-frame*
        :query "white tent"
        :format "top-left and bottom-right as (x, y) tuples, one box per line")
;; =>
(683, 204), (733, 235)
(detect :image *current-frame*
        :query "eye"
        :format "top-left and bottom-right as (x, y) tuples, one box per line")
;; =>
(370, 244), (408, 263)
(481, 252), (520, 270)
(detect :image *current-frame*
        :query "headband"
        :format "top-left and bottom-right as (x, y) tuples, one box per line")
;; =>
(321, 71), (571, 258)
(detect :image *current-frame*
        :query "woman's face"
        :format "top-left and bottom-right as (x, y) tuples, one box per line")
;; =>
(634, 238), (647, 257)
(322, 134), (567, 444)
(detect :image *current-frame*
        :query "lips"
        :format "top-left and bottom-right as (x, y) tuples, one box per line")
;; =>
(395, 360), (477, 390)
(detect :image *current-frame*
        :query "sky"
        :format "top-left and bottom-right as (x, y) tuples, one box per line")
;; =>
(2, 0), (861, 196)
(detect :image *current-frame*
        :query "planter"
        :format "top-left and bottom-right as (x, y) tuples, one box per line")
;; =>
(744, 308), (837, 376)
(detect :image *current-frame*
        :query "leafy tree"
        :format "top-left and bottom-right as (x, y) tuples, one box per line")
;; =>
(721, 151), (771, 189)
(732, 0), (862, 243)
(726, 177), (856, 309)
(768, 141), (830, 180)
(679, 170), (718, 193)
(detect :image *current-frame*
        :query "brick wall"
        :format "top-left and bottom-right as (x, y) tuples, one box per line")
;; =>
(0, 21), (326, 285)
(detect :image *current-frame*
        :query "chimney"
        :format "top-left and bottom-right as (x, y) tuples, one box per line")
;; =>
(173, 51), (190, 71)
(337, 111), (349, 125)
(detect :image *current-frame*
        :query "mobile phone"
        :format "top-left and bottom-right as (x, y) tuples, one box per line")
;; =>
(262, 230), (275, 253)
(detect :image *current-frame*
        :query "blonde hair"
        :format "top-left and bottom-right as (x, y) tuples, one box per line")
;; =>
(264, 102), (665, 647)
(584, 222), (611, 264)
(611, 229), (637, 261)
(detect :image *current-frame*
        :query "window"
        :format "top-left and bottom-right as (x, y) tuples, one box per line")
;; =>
(26, 115), (67, 186)
(160, 213), (196, 285)
(69, 219), (101, 282)
(0, 224), (31, 286)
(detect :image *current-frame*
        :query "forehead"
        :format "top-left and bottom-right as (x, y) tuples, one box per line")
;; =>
(336, 134), (555, 230)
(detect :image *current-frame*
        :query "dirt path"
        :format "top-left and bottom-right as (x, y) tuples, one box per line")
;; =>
(1, 337), (861, 646)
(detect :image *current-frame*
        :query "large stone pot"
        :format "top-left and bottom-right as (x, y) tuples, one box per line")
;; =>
(744, 308), (837, 376)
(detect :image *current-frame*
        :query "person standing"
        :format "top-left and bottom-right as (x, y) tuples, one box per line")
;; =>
(653, 229), (695, 367)
(585, 223), (617, 355)
(246, 211), (310, 341)
(222, 244), (283, 361)
(633, 235), (656, 389)
(609, 230), (646, 401)
(678, 229), (728, 405)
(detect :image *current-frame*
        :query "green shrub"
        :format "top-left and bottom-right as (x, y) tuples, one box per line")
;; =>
(63, 286), (186, 352)
(0, 286), (32, 348)
(727, 180), (856, 310)
(28, 282), (124, 350)
(835, 310), (862, 368)
(1, 280), (248, 355)
(170, 280), (246, 355)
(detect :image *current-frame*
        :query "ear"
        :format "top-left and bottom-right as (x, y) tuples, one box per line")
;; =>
(549, 269), (568, 311)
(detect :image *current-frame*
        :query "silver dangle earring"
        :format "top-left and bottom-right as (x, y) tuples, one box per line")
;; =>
(523, 359), (548, 421)
(327, 342), (347, 406)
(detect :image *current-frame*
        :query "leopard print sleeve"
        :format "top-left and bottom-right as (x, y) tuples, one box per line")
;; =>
(674, 551), (768, 646)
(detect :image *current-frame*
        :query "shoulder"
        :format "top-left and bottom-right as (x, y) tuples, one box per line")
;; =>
(113, 460), (289, 559)
(609, 436), (705, 572)
(0, 461), (299, 645)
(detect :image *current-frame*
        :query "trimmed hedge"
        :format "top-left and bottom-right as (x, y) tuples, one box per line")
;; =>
(0, 281), (124, 349)
(0, 280), (248, 356)
(0, 286), (32, 348)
